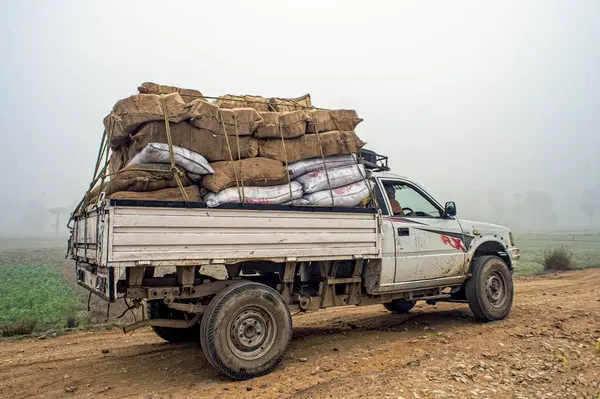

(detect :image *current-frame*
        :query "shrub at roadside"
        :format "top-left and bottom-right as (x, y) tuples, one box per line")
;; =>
(539, 245), (574, 271)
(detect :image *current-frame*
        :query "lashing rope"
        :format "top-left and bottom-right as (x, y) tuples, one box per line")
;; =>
(310, 119), (335, 206)
(277, 114), (294, 200)
(233, 113), (245, 203)
(219, 109), (244, 203)
(161, 96), (189, 202)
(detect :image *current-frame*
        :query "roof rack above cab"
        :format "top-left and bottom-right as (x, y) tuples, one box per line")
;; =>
(359, 149), (390, 172)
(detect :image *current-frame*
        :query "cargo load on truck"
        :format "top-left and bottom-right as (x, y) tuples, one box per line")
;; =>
(77, 82), (376, 213)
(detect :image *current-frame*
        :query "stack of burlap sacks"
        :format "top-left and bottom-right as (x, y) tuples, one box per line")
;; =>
(89, 82), (371, 207)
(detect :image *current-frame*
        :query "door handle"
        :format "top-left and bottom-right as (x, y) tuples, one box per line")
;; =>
(397, 227), (409, 236)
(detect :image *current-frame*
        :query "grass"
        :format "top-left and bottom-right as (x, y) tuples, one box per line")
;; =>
(514, 233), (600, 275)
(0, 265), (82, 336)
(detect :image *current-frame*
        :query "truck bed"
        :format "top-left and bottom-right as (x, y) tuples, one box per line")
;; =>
(71, 200), (381, 269)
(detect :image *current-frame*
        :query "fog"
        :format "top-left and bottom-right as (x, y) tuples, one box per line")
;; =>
(1, 0), (599, 235)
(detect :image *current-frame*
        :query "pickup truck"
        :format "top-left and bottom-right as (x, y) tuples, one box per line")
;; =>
(69, 159), (520, 380)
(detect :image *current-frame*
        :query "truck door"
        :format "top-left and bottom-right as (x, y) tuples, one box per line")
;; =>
(380, 179), (466, 283)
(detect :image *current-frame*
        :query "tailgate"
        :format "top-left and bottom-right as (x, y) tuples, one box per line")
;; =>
(70, 206), (116, 301)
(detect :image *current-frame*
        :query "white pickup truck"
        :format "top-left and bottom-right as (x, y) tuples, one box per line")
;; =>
(69, 159), (520, 380)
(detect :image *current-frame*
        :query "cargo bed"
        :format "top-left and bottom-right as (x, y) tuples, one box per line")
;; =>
(71, 200), (381, 269)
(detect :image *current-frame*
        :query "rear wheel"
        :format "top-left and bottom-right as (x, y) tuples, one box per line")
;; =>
(200, 281), (292, 380)
(148, 301), (200, 343)
(383, 300), (415, 314)
(466, 256), (513, 321)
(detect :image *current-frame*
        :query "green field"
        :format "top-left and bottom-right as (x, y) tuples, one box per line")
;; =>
(0, 233), (598, 336)
(514, 232), (600, 275)
(0, 265), (83, 335)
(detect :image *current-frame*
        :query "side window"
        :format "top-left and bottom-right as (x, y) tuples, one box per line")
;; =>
(372, 181), (389, 215)
(383, 181), (441, 218)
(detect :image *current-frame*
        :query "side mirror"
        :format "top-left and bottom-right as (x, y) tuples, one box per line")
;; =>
(444, 201), (457, 217)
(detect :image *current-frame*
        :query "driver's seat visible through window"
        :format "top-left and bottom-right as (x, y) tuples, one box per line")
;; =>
(383, 183), (441, 218)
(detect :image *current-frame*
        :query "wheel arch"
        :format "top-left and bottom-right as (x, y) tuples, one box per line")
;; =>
(468, 240), (512, 272)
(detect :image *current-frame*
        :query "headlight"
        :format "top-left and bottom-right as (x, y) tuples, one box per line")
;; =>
(509, 232), (515, 246)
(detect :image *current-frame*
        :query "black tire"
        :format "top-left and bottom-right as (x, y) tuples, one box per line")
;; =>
(148, 301), (200, 343)
(465, 255), (514, 321)
(200, 281), (292, 380)
(383, 300), (415, 314)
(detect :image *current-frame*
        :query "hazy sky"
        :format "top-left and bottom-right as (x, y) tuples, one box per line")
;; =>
(1, 0), (599, 232)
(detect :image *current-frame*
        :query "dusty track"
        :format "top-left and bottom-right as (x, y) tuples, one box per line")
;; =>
(1, 269), (599, 399)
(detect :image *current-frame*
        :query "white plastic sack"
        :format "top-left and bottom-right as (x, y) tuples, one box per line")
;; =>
(282, 198), (310, 206)
(295, 164), (366, 194)
(205, 181), (303, 207)
(287, 154), (357, 179)
(302, 180), (373, 207)
(127, 143), (214, 175)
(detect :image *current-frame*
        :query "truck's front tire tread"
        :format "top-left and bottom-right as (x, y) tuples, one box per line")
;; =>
(465, 255), (513, 322)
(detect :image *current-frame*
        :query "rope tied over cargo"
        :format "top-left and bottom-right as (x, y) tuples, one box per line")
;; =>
(310, 119), (335, 206)
(161, 96), (190, 202)
(219, 109), (244, 203)
(277, 114), (294, 200)
(233, 113), (246, 203)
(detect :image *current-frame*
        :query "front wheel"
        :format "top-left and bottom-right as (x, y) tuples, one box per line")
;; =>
(200, 281), (292, 380)
(465, 256), (513, 321)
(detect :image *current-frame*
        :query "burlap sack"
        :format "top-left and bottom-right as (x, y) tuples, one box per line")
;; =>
(104, 163), (200, 196)
(254, 110), (308, 139)
(269, 94), (312, 112)
(255, 112), (279, 138)
(216, 95), (271, 112)
(85, 182), (107, 204)
(109, 143), (137, 174)
(188, 100), (221, 134)
(133, 121), (259, 162)
(109, 148), (127, 175)
(104, 93), (196, 144)
(138, 82), (204, 103)
(306, 110), (363, 133)
(189, 104), (263, 136)
(258, 130), (366, 163)
(109, 185), (205, 202)
(216, 94), (312, 112)
(201, 158), (288, 193)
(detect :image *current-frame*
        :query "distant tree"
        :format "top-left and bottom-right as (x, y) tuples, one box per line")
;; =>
(49, 207), (67, 235)
(524, 191), (554, 230)
(580, 190), (600, 226)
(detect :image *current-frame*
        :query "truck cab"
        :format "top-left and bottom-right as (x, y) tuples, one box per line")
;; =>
(370, 171), (519, 292)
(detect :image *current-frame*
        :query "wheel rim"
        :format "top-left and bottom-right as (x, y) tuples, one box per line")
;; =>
(227, 305), (277, 361)
(485, 270), (507, 308)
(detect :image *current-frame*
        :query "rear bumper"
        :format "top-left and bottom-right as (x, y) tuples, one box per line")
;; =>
(75, 261), (116, 302)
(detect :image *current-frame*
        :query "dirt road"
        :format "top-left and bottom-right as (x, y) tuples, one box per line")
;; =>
(1, 269), (599, 399)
